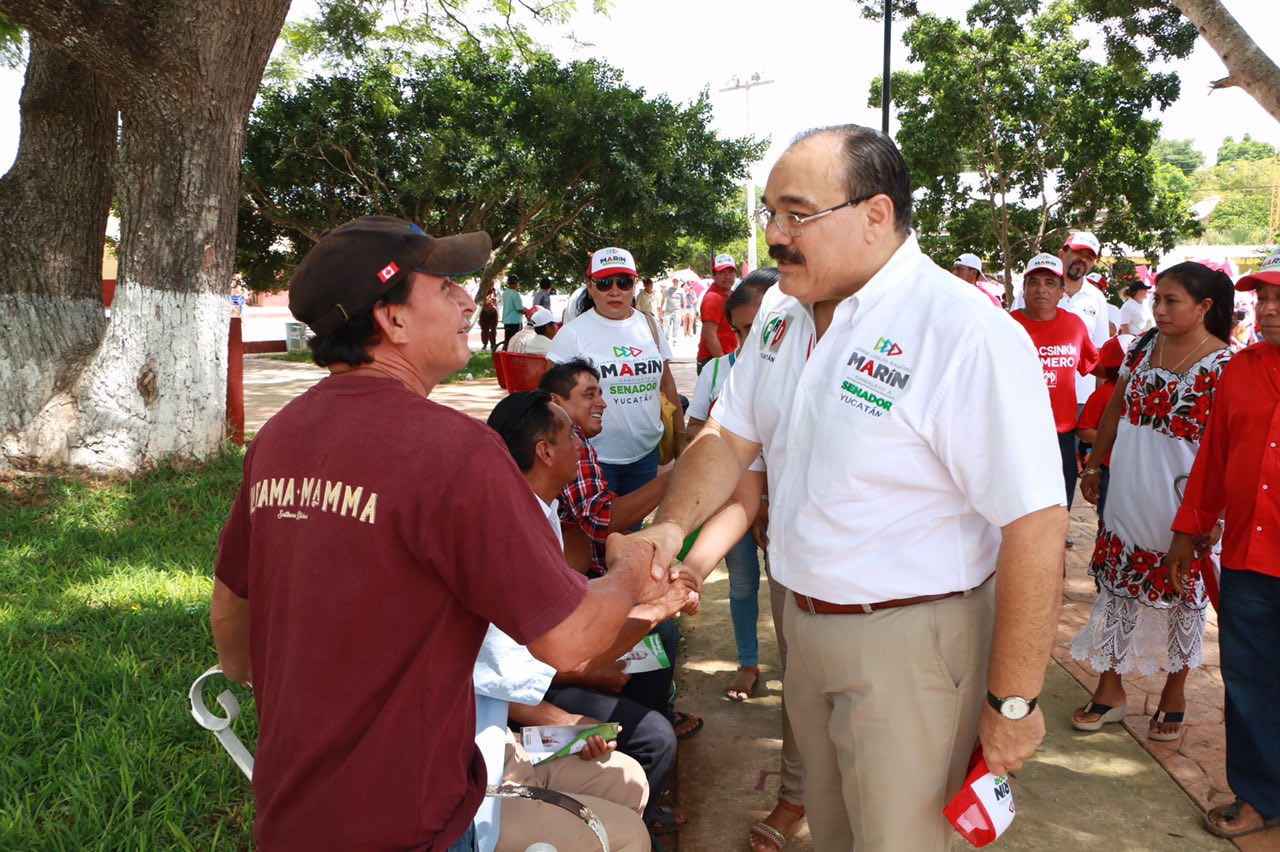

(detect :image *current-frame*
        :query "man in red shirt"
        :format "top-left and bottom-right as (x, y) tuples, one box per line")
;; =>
(1166, 250), (1280, 841)
(1011, 252), (1099, 518)
(210, 216), (677, 851)
(697, 253), (740, 372)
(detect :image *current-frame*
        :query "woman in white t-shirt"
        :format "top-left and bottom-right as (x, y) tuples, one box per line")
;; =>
(546, 247), (687, 495)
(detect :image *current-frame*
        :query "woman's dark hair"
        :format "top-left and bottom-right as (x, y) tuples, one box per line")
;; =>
(1155, 261), (1235, 342)
(725, 267), (779, 325)
(308, 274), (413, 367)
(575, 283), (596, 316)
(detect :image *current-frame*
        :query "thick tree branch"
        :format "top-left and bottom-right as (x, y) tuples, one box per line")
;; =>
(1172, 0), (1280, 124)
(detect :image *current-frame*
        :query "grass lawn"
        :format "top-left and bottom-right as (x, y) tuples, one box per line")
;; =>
(262, 349), (498, 383)
(1, 453), (258, 847)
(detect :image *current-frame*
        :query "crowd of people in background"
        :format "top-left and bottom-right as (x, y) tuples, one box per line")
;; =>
(211, 125), (1280, 851)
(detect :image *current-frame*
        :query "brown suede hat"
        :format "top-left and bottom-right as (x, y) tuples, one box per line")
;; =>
(289, 215), (492, 335)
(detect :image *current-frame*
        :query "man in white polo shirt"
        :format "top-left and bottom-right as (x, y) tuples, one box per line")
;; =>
(1058, 232), (1110, 402)
(622, 125), (1068, 850)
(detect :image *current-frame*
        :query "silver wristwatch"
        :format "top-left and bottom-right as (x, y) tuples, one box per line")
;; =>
(987, 691), (1038, 720)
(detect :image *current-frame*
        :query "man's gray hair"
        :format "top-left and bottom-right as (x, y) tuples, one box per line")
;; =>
(792, 124), (913, 235)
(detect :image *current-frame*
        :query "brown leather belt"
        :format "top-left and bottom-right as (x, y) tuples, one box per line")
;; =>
(793, 589), (968, 615)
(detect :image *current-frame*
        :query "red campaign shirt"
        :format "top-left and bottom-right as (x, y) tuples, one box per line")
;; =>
(557, 426), (614, 575)
(697, 286), (739, 361)
(1077, 380), (1116, 466)
(215, 376), (586, 850)
(1011, 309), (1100, 433)
(1172, 342), (1280, 577)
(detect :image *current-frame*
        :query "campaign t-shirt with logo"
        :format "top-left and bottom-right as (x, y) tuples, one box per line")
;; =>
(546, 308), (674, 464)
(214, 376), (586, 850)
(1010, 309), (1100, 433)
(697, 285), (739, 360)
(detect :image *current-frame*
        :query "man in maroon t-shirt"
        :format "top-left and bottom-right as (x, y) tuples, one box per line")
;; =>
(210, 216), (679, 851)
(1011, 252), (1099, 516)
(696, 253), (740, 372)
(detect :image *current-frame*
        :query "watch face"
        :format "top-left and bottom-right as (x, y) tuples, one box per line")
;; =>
(1000, 697), (1031, 720)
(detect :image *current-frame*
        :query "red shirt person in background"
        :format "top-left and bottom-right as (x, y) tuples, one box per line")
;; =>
(1166, 250), (1280, 841)
(1012, 252), (1099, 519)
(1076, 333), (1134, 521)
(697, 253), (740, 372)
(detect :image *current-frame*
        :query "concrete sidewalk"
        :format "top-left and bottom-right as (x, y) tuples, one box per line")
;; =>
(241, 354), (1273, 851)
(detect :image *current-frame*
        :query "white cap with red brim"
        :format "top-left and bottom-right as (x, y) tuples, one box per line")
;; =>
(1236, 249), (1280, 291)
(589, 247), (638, 279)
(712, 253), (737, 271)
(1063, 232), (1101, 256)
(1025, 253), (1064, 278)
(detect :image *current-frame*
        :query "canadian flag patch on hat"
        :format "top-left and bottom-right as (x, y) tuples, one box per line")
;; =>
(944, 749), (1016, 847)
(377, 262), (400, 283)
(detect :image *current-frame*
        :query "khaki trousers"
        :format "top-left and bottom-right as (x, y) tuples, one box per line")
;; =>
(767, 571), (804, 808)
(783, 579), (994, 850)
(497, 739), (650, 852)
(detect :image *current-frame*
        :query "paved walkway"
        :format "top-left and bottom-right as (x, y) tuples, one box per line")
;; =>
(241, 352), (1276, 850)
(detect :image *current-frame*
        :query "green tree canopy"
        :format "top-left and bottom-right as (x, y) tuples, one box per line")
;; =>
(1192, 155), (1275, 244)
(874, 0), (1198, 286)
(1216, 133), (1276, 164)
(238, 47), (764, 294)
(1152, 137), (1205, 176)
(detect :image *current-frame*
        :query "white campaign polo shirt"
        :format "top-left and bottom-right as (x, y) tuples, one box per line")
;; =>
(1060, 283), (1111, 400)
(714, 235), (1065, 604)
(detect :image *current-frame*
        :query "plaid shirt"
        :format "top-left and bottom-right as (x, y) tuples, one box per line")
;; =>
(558, 426), (614, 574)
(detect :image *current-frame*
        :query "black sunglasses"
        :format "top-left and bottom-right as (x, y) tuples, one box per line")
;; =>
(593, 276), (636, 292)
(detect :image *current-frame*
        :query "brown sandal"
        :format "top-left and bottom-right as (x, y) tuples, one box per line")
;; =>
(725, 665), (760, 702)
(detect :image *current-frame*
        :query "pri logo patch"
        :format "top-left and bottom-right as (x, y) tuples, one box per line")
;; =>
(613, 345), (644, 358)
(760, 314), (790, 353)
(873, 336), (903, 357)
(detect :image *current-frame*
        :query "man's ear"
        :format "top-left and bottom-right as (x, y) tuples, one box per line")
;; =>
(862, 194), (896, 244)
(372, 299), (409, 344)
(549, 392), (567, 408)
(534, 437), (555, 467)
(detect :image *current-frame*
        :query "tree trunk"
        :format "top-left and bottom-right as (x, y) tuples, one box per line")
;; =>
(0, 0), (291, 473)
(1172, 0), (1280, 125)
(0, 38), (115, 470)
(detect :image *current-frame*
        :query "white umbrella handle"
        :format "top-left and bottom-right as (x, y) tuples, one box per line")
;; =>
(189, 665), (254, 780)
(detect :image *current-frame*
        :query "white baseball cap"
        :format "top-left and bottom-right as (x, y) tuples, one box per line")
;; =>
(1237, 249), (1280, 291)
(589, 247), (637, 279)
(1025, 253), (1064, 278)
(955, 253), (983, 272)
(1063, 232), (1101, 256)
(713, 253), (737, 272)
(529, 306), (556, 327)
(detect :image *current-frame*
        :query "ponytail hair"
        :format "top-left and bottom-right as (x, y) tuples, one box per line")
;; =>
(1155, 262), (1235, 342)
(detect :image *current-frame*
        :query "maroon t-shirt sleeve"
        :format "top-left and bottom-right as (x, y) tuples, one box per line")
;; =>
(429, 429), (587, 645)
(213, 446), (256, 599)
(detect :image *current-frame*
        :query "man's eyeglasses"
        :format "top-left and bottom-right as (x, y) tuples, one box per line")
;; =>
(593, 276), (636, 292)
(755, 193), (877, 237)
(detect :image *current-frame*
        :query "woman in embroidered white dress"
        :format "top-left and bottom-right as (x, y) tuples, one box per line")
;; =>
(1071, 262), (1235, 742)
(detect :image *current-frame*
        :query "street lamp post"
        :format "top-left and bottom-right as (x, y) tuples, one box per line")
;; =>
(720, 72), (773, 273)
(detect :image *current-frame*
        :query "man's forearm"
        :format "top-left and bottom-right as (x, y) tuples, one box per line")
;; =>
(508, 700), (588, 728)
(528, 571), (636, 671)
(701, 324), (724, 358)
(652, 424), (751, 535)
(681, 471), (765, 581)
(609, 472), (669, 532)
(987, 506), (1066, 698)
(211, 579), (252, 684)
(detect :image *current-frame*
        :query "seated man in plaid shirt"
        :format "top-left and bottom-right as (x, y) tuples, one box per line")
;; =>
(540, 359), (671, 576)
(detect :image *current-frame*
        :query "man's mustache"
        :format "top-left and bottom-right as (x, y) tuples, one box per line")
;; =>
(769, 245), (805, 265)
